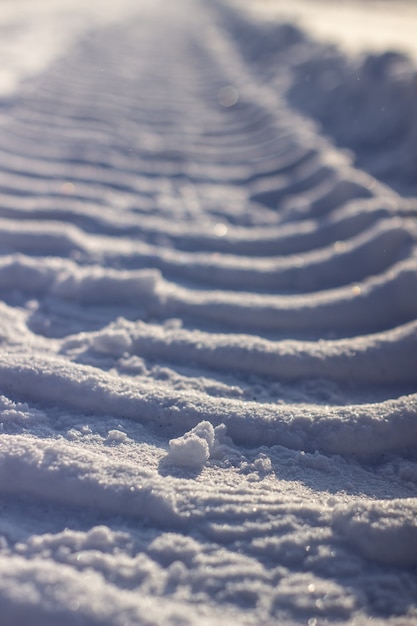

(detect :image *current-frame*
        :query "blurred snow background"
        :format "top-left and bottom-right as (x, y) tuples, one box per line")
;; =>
(1, 0), (416, 101)
(237, 0), (417, 61)
(0, 0), (141, 97)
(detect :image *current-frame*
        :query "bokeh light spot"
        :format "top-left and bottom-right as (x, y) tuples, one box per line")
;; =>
(62, 182), (75, 194)
(217, 85), (239, 107)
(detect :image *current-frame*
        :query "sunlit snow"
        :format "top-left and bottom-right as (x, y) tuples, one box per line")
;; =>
(0, 1), (416, 625)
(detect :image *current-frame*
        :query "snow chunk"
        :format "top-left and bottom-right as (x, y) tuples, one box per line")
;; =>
(167, 421), (215, 470)
(106, 429), (128, 443)
(254, 453), (273, 473)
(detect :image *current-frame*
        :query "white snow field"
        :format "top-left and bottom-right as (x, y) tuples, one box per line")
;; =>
(0, 0), (416, 624)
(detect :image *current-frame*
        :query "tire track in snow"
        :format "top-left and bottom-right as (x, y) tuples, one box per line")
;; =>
(0, 0), (415, 444)
(0, 1), (417, 624)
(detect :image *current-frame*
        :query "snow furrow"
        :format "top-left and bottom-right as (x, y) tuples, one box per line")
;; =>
(0, 353), (416, 459)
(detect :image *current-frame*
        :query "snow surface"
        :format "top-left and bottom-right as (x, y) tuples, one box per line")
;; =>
(238, 0), (417, 63)
(0, 0), (416, 624)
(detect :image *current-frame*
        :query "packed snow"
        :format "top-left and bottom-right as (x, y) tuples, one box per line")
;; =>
(0, 0), (416, 624)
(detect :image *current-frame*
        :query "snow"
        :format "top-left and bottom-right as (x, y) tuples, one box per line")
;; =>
(0, 0), (416, 624)
(333, 499), (417, 568)
(239, 0), (417, 62)
(167, 421), (215, 469)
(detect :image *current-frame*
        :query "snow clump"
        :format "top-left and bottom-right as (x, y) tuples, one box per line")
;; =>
(167, 421), (216, 469)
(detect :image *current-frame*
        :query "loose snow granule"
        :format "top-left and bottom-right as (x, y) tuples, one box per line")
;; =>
(254, 454), (273, 473)
(106, 429), (127, 443)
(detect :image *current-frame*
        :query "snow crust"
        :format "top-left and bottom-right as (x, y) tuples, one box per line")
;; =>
(0, 0), (416, 624)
